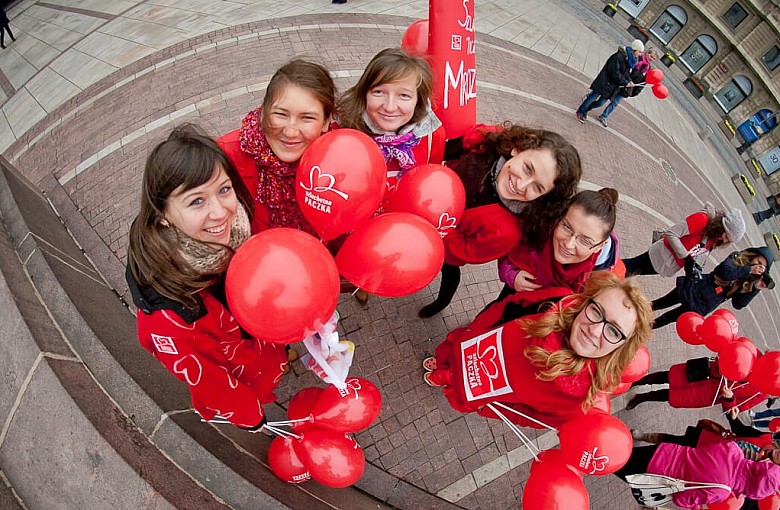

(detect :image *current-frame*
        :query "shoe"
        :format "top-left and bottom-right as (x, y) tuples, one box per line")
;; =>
(423, 372), (442, 387)
(597, 116), (608, 127)
(626, 395), (640, 410)
(287, 347), (299, 363)
(576, 112), (586, 124)
(332, 0), (347, 3)
(422, 357), (437, 372)
(354, 289), (369, 307)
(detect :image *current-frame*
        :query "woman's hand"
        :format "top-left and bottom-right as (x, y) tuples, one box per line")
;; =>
(513, 270), (542, 292)
(721, 385), (734, 399)
(751, 263), (766, 275)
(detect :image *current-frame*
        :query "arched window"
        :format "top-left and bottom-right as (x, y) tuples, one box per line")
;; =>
(714, 75), (753, 112)
(618, 0), (651, 18)
(650, 6), (687, 44)
(680, 35), (717, 74)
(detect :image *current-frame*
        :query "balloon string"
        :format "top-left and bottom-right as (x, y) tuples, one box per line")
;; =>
(267, 417), (312, 427)
(711, 376), (725, 407)
(487, 404), (540, 461)
(201, 417), (232, 424)
(264, 425), (301, 439)
(722, 392), (762, 415)
(730, 382), (748, 391)
(491, 402), (558, 432)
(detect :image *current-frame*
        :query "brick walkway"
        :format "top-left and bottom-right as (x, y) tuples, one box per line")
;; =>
(1, 1), (778, 509)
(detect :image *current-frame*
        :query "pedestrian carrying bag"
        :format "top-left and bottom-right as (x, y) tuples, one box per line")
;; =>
(625, 473), (732, 507)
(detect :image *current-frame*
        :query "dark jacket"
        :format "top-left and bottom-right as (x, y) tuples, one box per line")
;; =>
(675, 247), (774, 315)
(590, 47), (632, 99)
(619, 67), (646, 98)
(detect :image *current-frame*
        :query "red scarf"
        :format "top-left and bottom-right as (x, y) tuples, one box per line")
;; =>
(510, 237), (598, 292)
(238, 108), (316, 235)
(532, 328), (595, 399)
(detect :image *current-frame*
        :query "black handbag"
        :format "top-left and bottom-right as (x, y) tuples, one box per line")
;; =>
(686, 357), (711, 382)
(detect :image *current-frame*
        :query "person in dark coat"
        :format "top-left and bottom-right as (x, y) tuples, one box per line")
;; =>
(575, 39), (644, 123)
(651, 247), (774, 329)
(0, 8), (15, 49)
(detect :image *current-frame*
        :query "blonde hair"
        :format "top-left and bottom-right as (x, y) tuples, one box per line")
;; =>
(522, 271), (653, 408)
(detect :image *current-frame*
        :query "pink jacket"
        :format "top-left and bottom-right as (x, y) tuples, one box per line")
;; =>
(648, 440), (780, 508)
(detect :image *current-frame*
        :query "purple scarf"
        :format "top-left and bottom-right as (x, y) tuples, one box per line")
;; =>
(373, 131), (421, 176)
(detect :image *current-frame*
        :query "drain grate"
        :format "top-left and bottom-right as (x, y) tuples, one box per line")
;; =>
(660, 159), (677, 183)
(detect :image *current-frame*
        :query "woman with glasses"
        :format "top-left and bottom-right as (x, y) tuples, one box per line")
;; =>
(423, 271), (653, 429)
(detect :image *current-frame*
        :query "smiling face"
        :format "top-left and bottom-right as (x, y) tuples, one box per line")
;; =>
(553, 204), (609, 265)
(265, 83), (330, 163)
(365, 74), (418, 133)
(495, 147), (557, 203)
(163, 164), (237, 245)
(569, 287), (637, 359)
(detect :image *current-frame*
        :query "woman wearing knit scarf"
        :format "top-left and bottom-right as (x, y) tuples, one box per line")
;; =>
(126, 125), (288, 431)
(217, 60), (337, 236)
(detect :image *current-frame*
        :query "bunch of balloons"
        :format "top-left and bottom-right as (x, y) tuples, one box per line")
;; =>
(521, 412), (633, 509)
(267, 378), (382, 488)
(645, 67), (669, 100)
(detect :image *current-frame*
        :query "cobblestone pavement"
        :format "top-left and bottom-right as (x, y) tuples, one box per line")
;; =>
(1, 0), (778, 508)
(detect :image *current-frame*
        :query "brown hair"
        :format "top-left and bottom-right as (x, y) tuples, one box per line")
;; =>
(127, 124), (253, 310)
(566, 188), (619, 242)
(705, 211), (729, 247)
(337, 48), (434, 133)
(522, 271), (653, 408)
(261, 59), (337, 133)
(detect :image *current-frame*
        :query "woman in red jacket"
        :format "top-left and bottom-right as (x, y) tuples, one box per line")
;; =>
(337, 47), (446, 192)
(418, 123), (582, 317)
(126, 125), (288, 430)
(424, 271), (653, 428)
(217, 59), (337, 235)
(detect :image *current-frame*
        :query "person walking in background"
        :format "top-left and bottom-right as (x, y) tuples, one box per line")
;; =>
(575, 39), (644, 123)
(595, 49), (657, 127)
(622, 204), (745, 277)
(1, 7), (16, 49)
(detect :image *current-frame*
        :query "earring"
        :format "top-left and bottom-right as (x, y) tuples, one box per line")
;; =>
(160, 219), (170, 227)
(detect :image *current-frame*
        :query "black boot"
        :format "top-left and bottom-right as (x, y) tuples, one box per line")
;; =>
(632, 370), (670, 387)
(626, 389), (669, 410)
(419, 263), (461, 318)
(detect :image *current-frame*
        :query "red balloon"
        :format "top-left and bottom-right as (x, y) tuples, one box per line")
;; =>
(287, 387), (322, 431)
(645, 68), (664, 85)
(385, 164), (466, 238)
(718, 343), (755, 381)
(531, 449), (583, 478)
(702, 315), (736, 353)
(676, 312), (705, 345)
(336, 213), (445, 297)
(737, 337), (760, 362)
(522, 459), (589, 510)
(612, 382), (631, 396)
(268, 436), (311, 484)
(311, 377), (382, 433)
(592, 392), (611, 413)
(709, 494), (745, 510)
(296, 129), (386, 241)
(558, 412), (633, 475)
(652, 83), (669, 99)
(769, 418), (780, 433)
(759, 491), (780, 510)
(293, 428), (365, 488)
(621, 346), (651, 383)
(712, 309), (739, 340)
(749, 352), (780, 395)
(401, 19), (429, 56)
(226, 229), (340, 343)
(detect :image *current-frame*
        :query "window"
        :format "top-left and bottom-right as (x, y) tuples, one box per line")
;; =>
(714, 75), (753, 113)
(723, 3), (748, 29)
(680, 35), (718, 74)
(762, 46), (780, 71)
(650, 6), (687, 44)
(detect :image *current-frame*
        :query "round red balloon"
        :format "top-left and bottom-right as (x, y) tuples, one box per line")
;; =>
(401, 19), (429, 56)
(287, 387), (323, 431)
(737, 337), (760, 362)
(385, 164), (466, 238)
(652, 83), (669, 99)
(702, 315), (735, 353)
(645, 68), (664, 86)
(268, 436), (311, 484)
(312, 377), (382, 433)
(621, 346), (651, 383)
(759, 491), (780, 510)
(522, 459), (589, 510)
(769, 418), (780, 433)
(293, 428), (365, 488)
(749, 352), (780, 395)
(531, 449), (583, 478)
(226, 229), (340, 343)
(558, 412), (633, 475)
(676, 312), (705, 345)
(612, 381), (631, 396)
(336, 213), (445, 297)
(709, 494), (745, 510)
(712, 309), (739, 340)
(718, 343), (755, 381)
(296, 129), (386, 241)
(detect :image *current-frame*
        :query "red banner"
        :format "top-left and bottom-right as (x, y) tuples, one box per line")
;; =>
(429, 0), (477, 139)
(460, 327), (513, 401)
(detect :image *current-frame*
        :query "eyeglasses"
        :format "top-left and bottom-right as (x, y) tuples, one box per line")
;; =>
(558, 219), (602, 250)
(583, 299), (627, 344)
